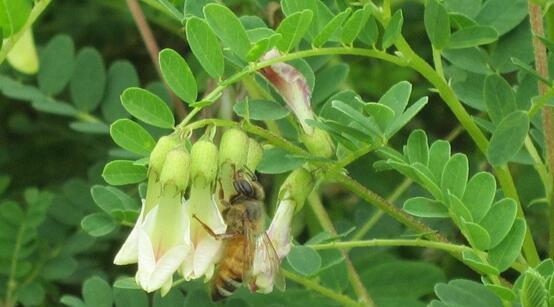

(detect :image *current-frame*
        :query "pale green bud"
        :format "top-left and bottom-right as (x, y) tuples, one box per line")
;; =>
(300, 128), (335, 158)
(159, 147), (190, 193)
(149, 135), (180, 177)
(190, 139), (219, 188)
(218, 129), (249, 168)
(279, 167), (314, 213)
(246, 138), (263, 172)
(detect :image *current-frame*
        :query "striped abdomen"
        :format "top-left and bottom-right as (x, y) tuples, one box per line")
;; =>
(212, 236), (249, 301)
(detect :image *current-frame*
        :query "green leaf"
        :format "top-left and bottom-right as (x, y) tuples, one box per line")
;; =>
(61, 296), (86, 307)
(91, 185), (126, 214)
(32, 97), (78, 116)
(358, 16), (379, 47)
(331, 100), (381, 137)
(424, 0), (450, 49)
(448, 193), (473, 224)
(489, 218), (526, 272)
(257, 147), (306, 174)
(403, 197), (449, 218)
(42, 256), (78, 281)
(69, 122), (109, 134)
(233, 99), (290, 120)
(378, 81), (412, 120)
(484, 74), (517, 124)
(186, 17), (224, 78)
(0, 0), (31, 36)
(363, 103), (394, 133)
(475, 0), (527, 36)
(447, 26), (498, 49)
(313, 8), (351, 47)
(441, 153), (468, 199)
(83, 276), (113, 307)
(406, 129), (429, 166)
(113, 277), (141, 290)
(287, 245), (322, 276)
(479, 198), (517, 249)
(156, 0), (184, 21)
(121, 87), (175, 129)
(462, 172), (496, 222)
(276, 10), (313, 53)
(101, 61), (139, 123)
(382, 10), (403, 49)
(312, 63), (350, 105)
(462, 221), (490, 250)
(70, 48), (106, 111)
(428, 140), (451, 183)
(361, 260), (445, 299)
(204, 4), (251, 59)
(18, 282), (45, 306)
(443, 47), (491, 75)
(110, 119), (156, 156)
(487, 111), (530, 166)
(159, 48), (197, 104)
(102, 160), (147, 185)
(387, 97), (428, 137)
(462, 251), (500, 275)
(340, 5), (370, 46)
(38, 35), (75, 96)
(433, 279), (503, 307)
(520, 270), (548, 307)
(81, 213), (117, 237)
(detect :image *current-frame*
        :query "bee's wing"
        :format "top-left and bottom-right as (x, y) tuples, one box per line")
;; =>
(243, 220), (257, 290)
(256, 232), (286, 291)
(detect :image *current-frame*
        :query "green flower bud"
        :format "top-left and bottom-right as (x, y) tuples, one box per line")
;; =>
(149, 135), (180, 178)
(159, 146), (190, 194)
(218, 129), (249, 168)
(279, 167), (314, 213)
(246, 138), (263, 172)
(190, 139), (219, 188)
(300, 128), (335, 158)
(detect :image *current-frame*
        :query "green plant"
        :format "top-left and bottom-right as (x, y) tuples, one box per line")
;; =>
(3, 0), (554, 306)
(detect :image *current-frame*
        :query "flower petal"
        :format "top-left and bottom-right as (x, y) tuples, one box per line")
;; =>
(193, 236), (223, 279)
(261, 49), (314, 134)
(267, 198), (295, 259)
(145, 245), (188, 292)
(114, 205), (146, 265)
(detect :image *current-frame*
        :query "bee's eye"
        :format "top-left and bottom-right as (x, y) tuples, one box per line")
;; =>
(234, 179), (254, 197)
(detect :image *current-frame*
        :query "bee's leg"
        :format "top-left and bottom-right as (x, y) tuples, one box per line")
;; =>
(193, 214), (237, 240)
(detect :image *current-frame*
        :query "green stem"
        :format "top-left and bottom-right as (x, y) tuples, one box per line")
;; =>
(0, 0), (52, 66)
(431, 47), (444, 79)
(282, 269), (363, 307)
(309, 239), (472, 254)
(333, 172), (446, 242)
(351, 178), (412, 241)
(176, 48), (406, 125)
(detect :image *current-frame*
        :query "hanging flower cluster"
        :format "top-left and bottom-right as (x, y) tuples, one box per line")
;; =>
(114, 129), (314, 296)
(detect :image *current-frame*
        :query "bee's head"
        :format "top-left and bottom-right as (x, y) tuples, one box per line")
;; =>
(233, 169), (265, 201)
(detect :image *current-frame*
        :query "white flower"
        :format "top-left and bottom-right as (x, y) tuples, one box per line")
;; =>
(114, 146), (191, 295)
(181, 188), (226, 280)
(181, 139), (227, 281)
(136, 192), (189, 294)
(251, 168), (314, 293)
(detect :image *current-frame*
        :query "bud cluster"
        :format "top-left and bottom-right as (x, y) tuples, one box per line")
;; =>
(114, 128), (313, 296)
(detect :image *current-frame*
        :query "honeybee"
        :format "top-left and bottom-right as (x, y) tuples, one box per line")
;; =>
(194, 170), (285, 301)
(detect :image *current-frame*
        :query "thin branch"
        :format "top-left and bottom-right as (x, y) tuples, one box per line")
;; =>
(125, 0), (187, 120)
(529, 1), (554, 258)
